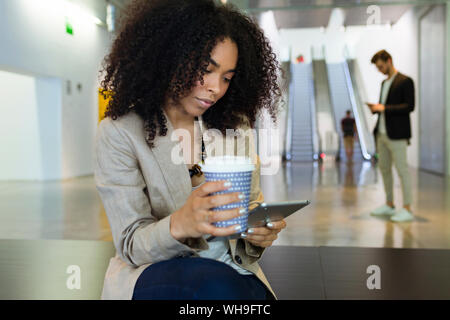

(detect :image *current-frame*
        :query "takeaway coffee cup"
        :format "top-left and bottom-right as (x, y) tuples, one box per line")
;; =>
(200, 156), (255, 232)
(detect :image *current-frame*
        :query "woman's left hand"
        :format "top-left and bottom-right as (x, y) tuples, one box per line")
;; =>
(241, 220), (287, 248)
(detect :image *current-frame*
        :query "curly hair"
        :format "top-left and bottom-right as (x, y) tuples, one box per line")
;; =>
(99, 0), (282, 148)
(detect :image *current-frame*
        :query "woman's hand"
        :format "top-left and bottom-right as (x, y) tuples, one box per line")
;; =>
(241, 220), (287, 248)
(170, 180), (246, 241)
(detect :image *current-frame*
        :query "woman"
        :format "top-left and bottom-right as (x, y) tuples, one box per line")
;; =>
(95, 0), (285, 300)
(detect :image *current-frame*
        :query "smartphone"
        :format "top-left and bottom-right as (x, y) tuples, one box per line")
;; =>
(225, 200), (310, 240)
(247, 200), (310, 228)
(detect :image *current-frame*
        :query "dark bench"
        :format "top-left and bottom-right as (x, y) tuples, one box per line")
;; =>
(1, 239), (450, 299)
(259, 246), (450, 299)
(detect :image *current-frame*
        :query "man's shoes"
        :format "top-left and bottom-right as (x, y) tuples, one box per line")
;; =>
(390, 208), (414, 222)
(370, 204), (396, 216)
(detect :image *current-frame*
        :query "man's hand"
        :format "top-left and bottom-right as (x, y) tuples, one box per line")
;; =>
(366, 102), (385, 112)
(241, 220), (287, 248)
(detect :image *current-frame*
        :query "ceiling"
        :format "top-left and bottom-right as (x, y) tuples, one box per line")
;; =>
(107, 0), (442, 29)
(243, 0), (442, 28)
(247, 0), (444, 10)
(109, 0), (129, 9)
(251, 5), (413, 28)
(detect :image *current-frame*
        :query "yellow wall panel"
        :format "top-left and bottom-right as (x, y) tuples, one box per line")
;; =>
(98, 89), (112, 123)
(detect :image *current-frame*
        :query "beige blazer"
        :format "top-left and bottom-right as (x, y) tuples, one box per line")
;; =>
(94, 110), (276, 300)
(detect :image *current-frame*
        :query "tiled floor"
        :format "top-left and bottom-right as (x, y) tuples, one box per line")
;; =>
(1, 160), (449, 249)
(262, 160), (450, 249)
(0, 176), (111, 241)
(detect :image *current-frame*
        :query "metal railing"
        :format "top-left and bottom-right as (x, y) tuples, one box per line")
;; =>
(342, 59), (375, 160)
(308, 62), (320, 159)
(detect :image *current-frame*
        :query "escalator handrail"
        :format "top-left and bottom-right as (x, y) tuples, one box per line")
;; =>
(285, 68), (294, 159)
(342, 60), (372, 160)
(308, 63), (320, 158)
(347, 59), (376, 155)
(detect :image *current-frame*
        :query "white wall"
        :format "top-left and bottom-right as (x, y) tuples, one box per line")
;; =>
(279, 26), (364, 63)
(279, 7), (426, 168)
(0, 70), (62, 180)
(258, 11), (286, 166)
(354, 7), (426, 169)
(0, 0), (114, 180)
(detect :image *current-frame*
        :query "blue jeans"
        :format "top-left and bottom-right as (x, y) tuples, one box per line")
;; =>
(132, 257), (274, 300)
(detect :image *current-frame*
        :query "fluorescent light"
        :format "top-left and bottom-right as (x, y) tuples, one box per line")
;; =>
(64, 1), (104, 26)
(107, 3), (116, 32)
(38, 0), (104, 27)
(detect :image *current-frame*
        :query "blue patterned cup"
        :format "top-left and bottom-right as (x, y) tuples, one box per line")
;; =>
(200, 156), (255, 232)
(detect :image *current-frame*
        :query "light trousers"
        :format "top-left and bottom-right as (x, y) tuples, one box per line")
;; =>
(376, 133), (412, 206)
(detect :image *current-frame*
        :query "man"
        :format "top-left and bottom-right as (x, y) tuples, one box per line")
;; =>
(367, 50), (414, 222)
(341, 110), (357, 162)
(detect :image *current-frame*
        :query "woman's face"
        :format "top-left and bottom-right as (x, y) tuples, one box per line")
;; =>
(174, 37), (238, 117)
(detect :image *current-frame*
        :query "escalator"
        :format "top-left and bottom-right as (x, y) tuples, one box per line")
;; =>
(346, 59), (376, 160)
(285, 59), (375, 163)
(285, 62), (319, 162)
(327, 60), (375, 161)
(312, 59), (339, 158)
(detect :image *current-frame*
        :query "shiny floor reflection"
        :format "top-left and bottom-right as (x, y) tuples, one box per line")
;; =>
(1, 160), (449, 249)
(261, 160), (450, 249)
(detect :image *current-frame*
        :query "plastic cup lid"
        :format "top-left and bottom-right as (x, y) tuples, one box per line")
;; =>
(200, 156), (255, 173)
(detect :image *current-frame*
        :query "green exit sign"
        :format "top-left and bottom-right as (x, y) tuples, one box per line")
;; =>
(65, 18), (73, 35)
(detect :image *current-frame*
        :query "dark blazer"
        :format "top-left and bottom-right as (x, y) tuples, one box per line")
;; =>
(373, 72), (415, 141)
